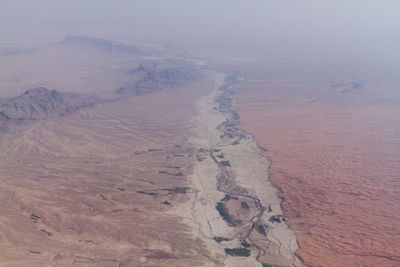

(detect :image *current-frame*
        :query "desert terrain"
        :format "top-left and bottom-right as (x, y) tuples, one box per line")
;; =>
(186, 72), (303, 267)
(0, 37), (214, 266)
(2, 2), (400, 267)
(234, 61), (400, 267)
(0, 38), (303, 266)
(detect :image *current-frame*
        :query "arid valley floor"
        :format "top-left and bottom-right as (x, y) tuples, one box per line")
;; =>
(1, 38), (399, 267)
(0, 38), (304, 267)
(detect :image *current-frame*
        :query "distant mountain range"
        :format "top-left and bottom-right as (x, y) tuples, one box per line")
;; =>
(0, 61), (200, 121)
(0, 37), (200, 121)
(60, 35), (142, 54)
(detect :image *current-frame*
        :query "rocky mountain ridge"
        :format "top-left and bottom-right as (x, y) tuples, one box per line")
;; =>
(0, 87), (100, 120)
(117, 62), (200, 95)
(60, 36), (141, 54)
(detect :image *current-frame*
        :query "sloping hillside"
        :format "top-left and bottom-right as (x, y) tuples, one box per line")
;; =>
(0, 87), (100, 119)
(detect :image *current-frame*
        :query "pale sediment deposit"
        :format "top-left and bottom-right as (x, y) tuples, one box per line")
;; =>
(182, 71), (304, 266)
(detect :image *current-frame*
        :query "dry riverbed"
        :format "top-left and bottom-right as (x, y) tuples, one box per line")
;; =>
(174, 71), (304, 267)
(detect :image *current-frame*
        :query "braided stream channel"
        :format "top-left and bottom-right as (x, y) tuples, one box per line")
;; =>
(189, 71), (305, 267)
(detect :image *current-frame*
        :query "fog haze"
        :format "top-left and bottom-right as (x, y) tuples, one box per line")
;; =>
(1, 0), (400, 62)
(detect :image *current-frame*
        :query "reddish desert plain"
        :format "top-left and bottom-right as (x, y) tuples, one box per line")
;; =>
(234, 61), (400, 267)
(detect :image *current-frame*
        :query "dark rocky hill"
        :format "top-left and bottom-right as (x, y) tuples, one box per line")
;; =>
(117, 62), (200, 95)
(0, 87), (100, 120)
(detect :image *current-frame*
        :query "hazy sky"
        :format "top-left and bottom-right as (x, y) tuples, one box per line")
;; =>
(1, 0), (400, 62)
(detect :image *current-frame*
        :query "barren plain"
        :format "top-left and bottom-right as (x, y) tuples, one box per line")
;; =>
(234, 61), (400, 267)
(0, 39), (304, 266)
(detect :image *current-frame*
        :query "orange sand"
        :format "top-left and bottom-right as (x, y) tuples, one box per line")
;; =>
(234, 64), (400, 267)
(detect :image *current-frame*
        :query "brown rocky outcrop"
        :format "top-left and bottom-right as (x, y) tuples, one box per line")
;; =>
(0, 87), (100, 120)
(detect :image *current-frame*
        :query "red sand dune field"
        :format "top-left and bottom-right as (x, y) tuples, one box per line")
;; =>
(234, 62), (400, 267)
